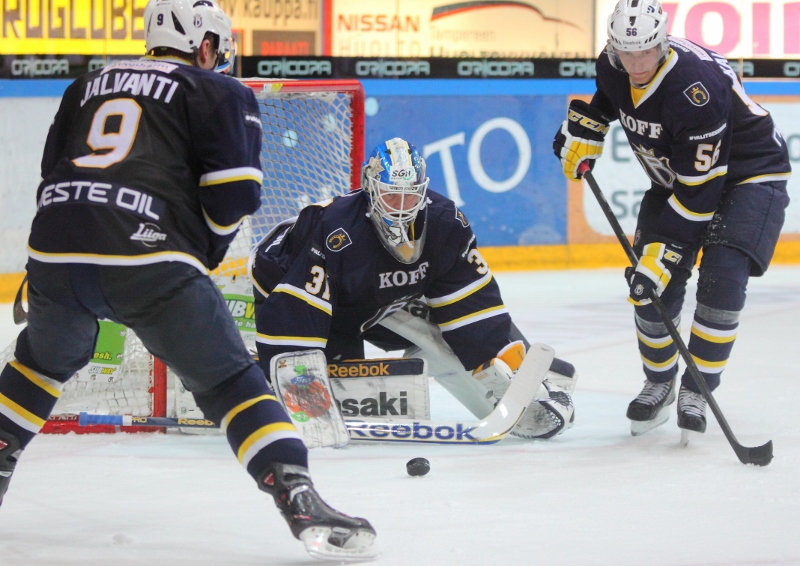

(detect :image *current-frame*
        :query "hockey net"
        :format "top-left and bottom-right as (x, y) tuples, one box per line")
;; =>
(1, 79), (365, 434)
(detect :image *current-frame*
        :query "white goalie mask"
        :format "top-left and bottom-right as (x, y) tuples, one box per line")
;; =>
(362, 138), (430, 264)
(144, 0), (235, 73)
(606, 0), (669, 72)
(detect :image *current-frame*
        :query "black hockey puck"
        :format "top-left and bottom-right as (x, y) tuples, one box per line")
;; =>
(406, 457), (430, 477)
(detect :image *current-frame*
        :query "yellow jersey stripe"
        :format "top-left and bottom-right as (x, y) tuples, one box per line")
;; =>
(0, 392), (46, 432)
(667, 195), (715, 222)
(691, 324), (737, 344)
(636, 329), (674, 349)
(428, 273), (493, 308)
(273, 284), (332, 315)
(220, 394), (277, 433)
(255, 334), (327, 348)
(691, 355), (728, 372)
(641, 351), (679, 371)
(199, 166), (264, 186)
(9, 360), (62, 398)
(27, 246), (208, 274)
(439, 305), (507, 331)
(202, 208), (246, 236)
(237, 422), (299, 464)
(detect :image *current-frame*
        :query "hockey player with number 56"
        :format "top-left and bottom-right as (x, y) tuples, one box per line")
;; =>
(552, 0), (791, 437)
(252, 138), (577, 440)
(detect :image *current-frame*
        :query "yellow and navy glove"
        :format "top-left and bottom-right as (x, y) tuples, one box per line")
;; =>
(626, 242), (692, 306)
(552, 100), (610, 180)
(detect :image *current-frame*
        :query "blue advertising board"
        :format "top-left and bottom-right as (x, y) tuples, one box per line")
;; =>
(363, 82), (575, 247)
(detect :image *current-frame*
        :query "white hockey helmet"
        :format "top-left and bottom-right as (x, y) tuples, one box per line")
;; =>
(144, 0), (235, 72)
(362, 138), (430, 264)
(606, 0), (669, 70)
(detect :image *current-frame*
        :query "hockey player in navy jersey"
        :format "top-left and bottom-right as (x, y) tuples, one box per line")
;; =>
(0, 0), (378, 560)
(553, 0), (791, 437)
(251, 137), (576, 440)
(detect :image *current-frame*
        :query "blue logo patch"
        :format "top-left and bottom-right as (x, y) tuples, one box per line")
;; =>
(326, 228), (352, 252)
(683, 82), (710, 106)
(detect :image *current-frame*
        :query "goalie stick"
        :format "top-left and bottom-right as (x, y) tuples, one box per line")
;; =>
(579, 162), (773, 466)
(79, 342), (555, 444)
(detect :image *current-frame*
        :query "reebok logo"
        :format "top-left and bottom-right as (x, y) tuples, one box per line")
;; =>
(337, 391), (408, 417)
(347, 421), (478, 442)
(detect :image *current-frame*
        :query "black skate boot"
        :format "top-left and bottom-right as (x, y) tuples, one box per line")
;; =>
(678, 386), (707, 445)
(258, 463), (380, 562)
(0, 428), (21, 508)
(627, 377), (676, 436)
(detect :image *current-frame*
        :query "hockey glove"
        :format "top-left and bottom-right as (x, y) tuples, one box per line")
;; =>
(626, 242), (691, 306)
(552, 100), (610, 180)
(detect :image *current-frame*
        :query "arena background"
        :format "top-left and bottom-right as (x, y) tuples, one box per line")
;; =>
(1, 0), (799, 300)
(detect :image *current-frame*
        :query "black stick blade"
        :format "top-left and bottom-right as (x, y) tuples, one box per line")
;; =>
(736, 440), (773, 467)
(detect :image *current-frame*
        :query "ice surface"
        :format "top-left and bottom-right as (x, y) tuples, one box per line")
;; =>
(1, 267), (799, 565)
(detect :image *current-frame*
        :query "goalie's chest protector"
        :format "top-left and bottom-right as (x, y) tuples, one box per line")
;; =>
(315, 191), (464, 332)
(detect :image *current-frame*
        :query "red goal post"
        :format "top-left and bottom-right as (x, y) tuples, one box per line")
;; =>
(29, 79), (366, 434)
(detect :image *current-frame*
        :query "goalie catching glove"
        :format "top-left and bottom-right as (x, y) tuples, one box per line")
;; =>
(552, 99), (610, 180)
(626, 241), (694, 306)
(472, 341), (576, 439)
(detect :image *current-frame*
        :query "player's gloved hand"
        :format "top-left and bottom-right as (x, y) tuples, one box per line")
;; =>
(552, 100), (610, 180)
(626, 241), (691, 306)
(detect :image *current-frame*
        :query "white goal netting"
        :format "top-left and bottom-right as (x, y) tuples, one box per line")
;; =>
(1, 79), (365, 433)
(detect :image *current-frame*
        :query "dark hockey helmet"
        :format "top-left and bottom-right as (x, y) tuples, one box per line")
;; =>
(362, 138), (430, 264)
(144, 0), (235, 73)
(606, 0), (669, 71)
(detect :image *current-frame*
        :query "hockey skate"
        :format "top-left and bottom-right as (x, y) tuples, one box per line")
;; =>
(627, 377), (676, 436)
(0, 428), (21, 507)
(677, 386), (707, 445)
(259, 463), (380, 562)
(511, 381), (575, 440)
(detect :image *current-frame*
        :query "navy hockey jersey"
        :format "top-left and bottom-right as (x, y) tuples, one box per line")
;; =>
(251, 189), (513, 371)
(28, 57), (264, 273)
(593, 37), (791, 247)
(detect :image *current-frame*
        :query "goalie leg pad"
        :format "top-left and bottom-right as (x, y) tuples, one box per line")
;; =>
(271, 350), (350, 450)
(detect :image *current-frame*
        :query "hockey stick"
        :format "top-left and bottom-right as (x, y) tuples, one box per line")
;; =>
(79, 343), (555, 445)
(13, 274), (27, 325)
(579, 163), (773, 466)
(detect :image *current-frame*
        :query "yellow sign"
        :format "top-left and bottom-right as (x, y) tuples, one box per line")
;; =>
(1, 0), (148, 54)
(0, 0), (321, 56)
(331, 0), (594, 58)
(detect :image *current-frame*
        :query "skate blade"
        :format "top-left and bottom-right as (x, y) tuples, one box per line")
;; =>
(680, 428), (693, 446)
(299, 526), (381, 562)
(630, 405), (670, 436)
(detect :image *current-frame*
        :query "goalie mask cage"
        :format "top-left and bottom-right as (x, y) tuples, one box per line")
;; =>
(11, 78), (365, 434)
